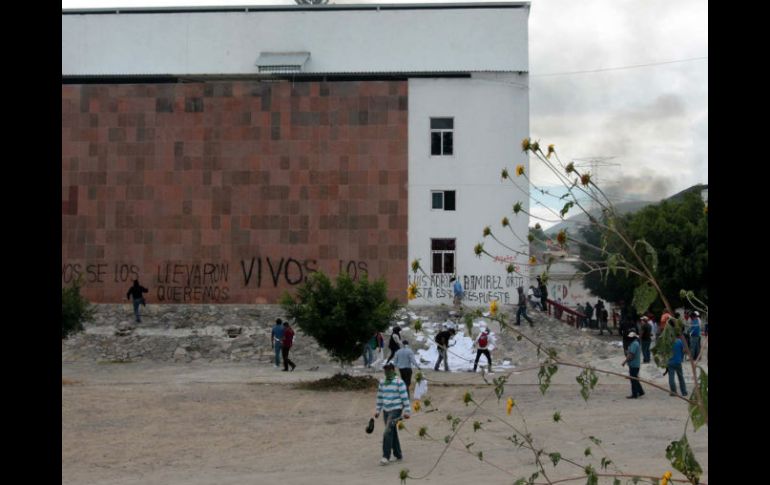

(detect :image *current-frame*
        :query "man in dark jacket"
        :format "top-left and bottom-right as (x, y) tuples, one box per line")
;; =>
(433, 328), (456, 371)
(640, 316), (653, 363)
(281, 321), (296, 372)
(126, 279), (149, 323)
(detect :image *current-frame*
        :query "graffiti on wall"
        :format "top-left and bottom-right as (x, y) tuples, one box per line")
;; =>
(240, 257), (367, 288)
(408, 273), (523, 304)
(62, 258), (370, 303)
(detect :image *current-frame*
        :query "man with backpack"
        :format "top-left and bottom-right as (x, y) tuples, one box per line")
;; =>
(472, 327), (492, 373)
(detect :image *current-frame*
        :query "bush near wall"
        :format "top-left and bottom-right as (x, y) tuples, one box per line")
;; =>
(62, 279), (94, 339)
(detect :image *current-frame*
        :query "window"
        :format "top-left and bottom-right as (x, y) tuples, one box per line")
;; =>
(431, 190), (456, 211)
(431, 238), (456, 274)
(430, 117), (454, 156)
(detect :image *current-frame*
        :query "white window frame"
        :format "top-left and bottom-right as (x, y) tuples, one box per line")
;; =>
(431, 238), (456, 274)
(430, 117), (454, 157)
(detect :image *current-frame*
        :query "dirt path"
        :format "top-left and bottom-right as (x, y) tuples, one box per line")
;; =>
(62, 360), (708, 485)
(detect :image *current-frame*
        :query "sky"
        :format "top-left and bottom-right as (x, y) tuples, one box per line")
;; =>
(61, 0), (708, 230)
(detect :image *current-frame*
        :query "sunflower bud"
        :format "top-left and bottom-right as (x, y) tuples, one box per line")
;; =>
(502, 217), (510, 227)
(516, 165), (525, 177)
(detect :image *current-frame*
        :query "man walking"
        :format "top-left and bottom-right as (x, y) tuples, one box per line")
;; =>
(472, 327), (492, 373)
(516, 286), (534, 326)
(373, 363), (411, 465)
(667, 331), (688, 397)
(271, 318), (285, 369)
(689, 311), (702, 361)
(621, 331), (644, 399)
(126, 279), (149, 323)
(393, 340), (421, 397)
(433, 327), (456, 371)
(281, 320), (296, 372)
(451, 276), (464, 307)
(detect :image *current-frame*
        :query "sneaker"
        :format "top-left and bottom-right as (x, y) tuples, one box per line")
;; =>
(380, 458), (389, 466)
(625, 395), (638, 399)
(669, 392), (677, 397)
(392, 456), (403, 462)
(290, 363), (296, 371)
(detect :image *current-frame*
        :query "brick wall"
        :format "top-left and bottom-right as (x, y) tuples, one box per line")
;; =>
(62, 80), (408, 303)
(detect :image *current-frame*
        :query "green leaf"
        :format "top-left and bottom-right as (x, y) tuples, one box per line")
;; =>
(552, 412), (561, 423)
(613, 480), (621, 485)
(560, 201), (574, 218)
(477, 451), (483, 461)
(575, 368), (599, 401)
(584, 447), (591, 457)
(632, 283), (657, 315)
(514, 479), (527, 485)
(688, 368), (708, 432)
(634, 238), (659, 273)
(548, 452), (561, 467)
(600, 457), (612, 470)
(473, 421), (482, 432)
(666, 435), (703, 484)
(589, 436), (602, 446)
(584, 464), (598, 485)
(652, 322), (677, 368)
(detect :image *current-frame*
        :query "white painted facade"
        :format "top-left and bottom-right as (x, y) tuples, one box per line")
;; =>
(62, 3), (530, 308)
(407, 74), (530, 306)
(62, 4), (529, 76)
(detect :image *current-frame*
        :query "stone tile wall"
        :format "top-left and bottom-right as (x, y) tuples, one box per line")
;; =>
(62, 80), (408, 303)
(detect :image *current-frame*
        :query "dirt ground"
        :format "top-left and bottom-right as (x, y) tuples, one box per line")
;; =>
(62, 359), (708, 485)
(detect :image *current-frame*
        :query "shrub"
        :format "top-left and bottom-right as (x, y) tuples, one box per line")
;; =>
(280, 271), (400, 367)
(62, 278), (94, 338)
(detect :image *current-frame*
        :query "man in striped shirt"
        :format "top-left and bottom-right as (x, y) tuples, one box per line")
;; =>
(373, 363), (411, 465)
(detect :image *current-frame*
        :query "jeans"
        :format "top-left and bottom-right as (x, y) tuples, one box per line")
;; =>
(641, 340), (651, 363)
(434, 347), (449, 371)
(473, 349), (491, 371)
(690, 335), (701, 361)
(363, 345), (374, 367)
(667, 363), (687, 396)
(282, 346), (295, 371)
(274, 344), (282, 367)
(382, 409), (403, 460)
(132, 298), (143, 322)
(629, 366), (644, 397)
(516, 306), (533, 325)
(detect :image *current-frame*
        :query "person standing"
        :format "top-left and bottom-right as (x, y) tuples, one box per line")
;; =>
(667, 331), (688, 397)
(621, 331), (645, 399)
(689, 311), (702, 361)
(472, 327), (493, 373)
(281, 320), (296, 372)
(600, 305), (610, 335)
(363, 332), (377, 368)
(126, 279), (149, 323)
(585, 302), (594, 329)
(536, 276), (549, 314)
(527, 285), (541, 311)
(451, 276), (464, 307)
(392, 340), (421, 397)
(515, 286), (534, 326)
(373, 363), (411, 466)
(640, 316), (653, 363)
(433, 327), (456, 371)
(386, 326), (402, 364)
(270, 318), (285, 369)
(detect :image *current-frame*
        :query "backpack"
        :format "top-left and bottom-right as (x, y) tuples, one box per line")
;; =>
(478, 333), (488, 348)
(533, 287), (541, 298)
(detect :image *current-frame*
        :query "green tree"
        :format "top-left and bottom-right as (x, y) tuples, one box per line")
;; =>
(62, 277), (95, 338)
(578, 191), (708, 313)
(280, 271), (400, 367)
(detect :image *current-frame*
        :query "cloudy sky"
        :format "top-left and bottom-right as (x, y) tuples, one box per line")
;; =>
(62, 0), (708, 229)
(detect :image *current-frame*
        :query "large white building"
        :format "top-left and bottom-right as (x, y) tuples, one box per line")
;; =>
(62, 3), (531, 307)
